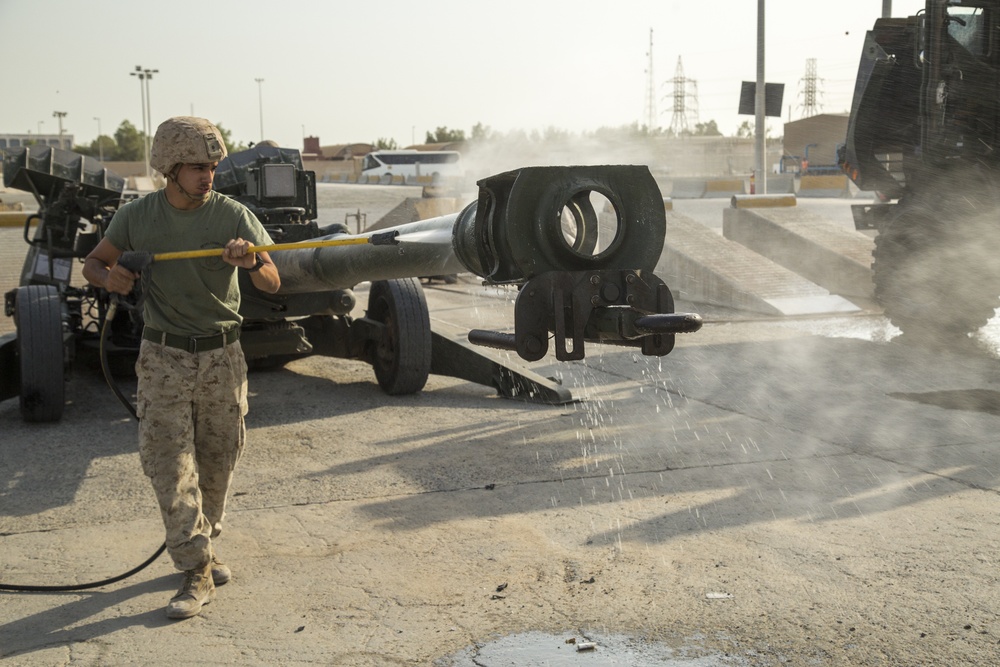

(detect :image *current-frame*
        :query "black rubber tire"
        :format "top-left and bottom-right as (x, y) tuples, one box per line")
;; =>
(16, 284), (66, 422)
(874, 203), (999, 341)
(367, 278), (431, 395)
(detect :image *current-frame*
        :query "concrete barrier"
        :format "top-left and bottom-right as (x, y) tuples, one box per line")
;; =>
(703, 178), (746, 198)
(730, 194), (796, 209)
(0, 211), (33, 228)
(658, 210), (859, 315)
(722, 205), (874, 300)
(668, 178), (707, 199)
(797, 174), (849, 198)
(759, 174), (796, 194)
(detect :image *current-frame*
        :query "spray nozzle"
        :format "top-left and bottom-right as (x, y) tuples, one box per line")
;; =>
(117, 251), (154, 273)
(369, 231), (400, 246)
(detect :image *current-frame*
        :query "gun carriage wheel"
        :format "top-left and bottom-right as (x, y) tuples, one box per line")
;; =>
(366, 278), (432, 395)
(14, 285), (66, 422)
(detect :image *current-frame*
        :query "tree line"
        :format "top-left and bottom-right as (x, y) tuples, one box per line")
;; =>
(67, 120), (246, 161)
(59, 116), (759, 162)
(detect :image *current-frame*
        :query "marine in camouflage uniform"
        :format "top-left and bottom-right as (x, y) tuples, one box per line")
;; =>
(136, 336), (248, 570)
(83, 117), (281, 619)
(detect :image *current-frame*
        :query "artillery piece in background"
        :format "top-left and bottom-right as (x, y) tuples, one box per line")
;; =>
(0, 144), (701, 423)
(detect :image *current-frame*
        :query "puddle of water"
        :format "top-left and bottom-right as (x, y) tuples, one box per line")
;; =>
(436, 631), (750, 666)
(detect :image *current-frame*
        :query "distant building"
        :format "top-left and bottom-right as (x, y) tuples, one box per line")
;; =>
(303, 137), (376, 161)
(321, 143), (375, 160)
(782, 114), (849, 174)
(0, 133), (75, 151)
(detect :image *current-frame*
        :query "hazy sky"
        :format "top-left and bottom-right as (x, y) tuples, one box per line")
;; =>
(2, 0), (927, 149)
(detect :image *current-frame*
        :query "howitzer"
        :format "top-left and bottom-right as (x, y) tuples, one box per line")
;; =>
(1, 144), (701, 423)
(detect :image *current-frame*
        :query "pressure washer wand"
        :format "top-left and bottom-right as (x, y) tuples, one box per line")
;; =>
(117, 230), (400, 272)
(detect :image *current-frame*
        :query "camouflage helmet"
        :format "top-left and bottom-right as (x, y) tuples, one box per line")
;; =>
(149, 116), (227, 176)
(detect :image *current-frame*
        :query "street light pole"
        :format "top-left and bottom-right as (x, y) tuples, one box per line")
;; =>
(93, 117), (103, 161)
(52, 111), (68, 149)
(131, 65), (158, 178)
(255, 78), (265, 140)
(143, 69), (157, 165)
(131, 67), (148, 175)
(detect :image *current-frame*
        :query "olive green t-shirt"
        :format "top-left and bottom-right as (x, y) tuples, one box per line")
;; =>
(104, 189), (273, 336)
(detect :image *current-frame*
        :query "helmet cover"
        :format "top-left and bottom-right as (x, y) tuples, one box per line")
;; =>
(149, 116), (227, 175)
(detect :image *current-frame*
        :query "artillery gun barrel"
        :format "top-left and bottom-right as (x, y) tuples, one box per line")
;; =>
(272, 204), (481, 294)
(271, 164), (670, 296)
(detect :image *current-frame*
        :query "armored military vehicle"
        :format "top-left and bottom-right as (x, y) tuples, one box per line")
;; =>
(841, 1), (1000, 341)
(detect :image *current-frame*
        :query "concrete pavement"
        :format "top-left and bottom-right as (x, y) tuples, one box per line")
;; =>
(2, 273), (1000, 665)
(2, 185), (999, 664)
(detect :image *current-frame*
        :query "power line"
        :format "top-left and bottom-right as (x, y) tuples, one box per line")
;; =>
(667, 56), (699, 135)
(798, 58), (823, 118)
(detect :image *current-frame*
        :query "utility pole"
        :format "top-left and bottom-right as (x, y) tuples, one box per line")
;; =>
(93, 117), (103, 161)
(52, 111), (67, 149)
(754, 0), (767, 194)
(644, 28), (657, 132)
(255, 78), (265, 140)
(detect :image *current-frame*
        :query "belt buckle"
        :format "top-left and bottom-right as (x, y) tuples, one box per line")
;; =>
(189, 332), (217, 353)
(191, 330), (232, 353)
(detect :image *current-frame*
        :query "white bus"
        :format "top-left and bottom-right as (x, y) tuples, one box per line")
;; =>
(360, 150), (463, 181)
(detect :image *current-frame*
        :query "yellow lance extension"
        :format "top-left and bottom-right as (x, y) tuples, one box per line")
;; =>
(117, 230), (399, 272)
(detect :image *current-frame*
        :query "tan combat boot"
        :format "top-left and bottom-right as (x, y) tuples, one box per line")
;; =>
(166, 562), (216, 619)
(210, 553), (231, 586)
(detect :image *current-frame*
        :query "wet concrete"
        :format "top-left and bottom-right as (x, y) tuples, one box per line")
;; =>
(438, 630), (746, 666)
(3, 187), (1000, 665)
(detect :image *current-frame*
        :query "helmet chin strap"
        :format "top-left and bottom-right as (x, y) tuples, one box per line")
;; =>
(168, 166), (210, 204)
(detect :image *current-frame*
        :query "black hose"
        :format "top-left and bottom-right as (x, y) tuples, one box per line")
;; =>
(98, 301), (138, 421)
(0, 295), (166, 593)
(0, 543), (166, 592)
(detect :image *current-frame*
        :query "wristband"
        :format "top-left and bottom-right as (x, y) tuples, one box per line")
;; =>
(245, 255), (265, 273)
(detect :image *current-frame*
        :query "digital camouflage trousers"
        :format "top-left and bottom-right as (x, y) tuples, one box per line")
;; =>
(135, 338), (248, 572)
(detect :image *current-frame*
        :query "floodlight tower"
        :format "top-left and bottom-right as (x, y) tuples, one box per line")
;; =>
(131, 65), (159, 178)
(52, 111), (67, 148)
